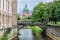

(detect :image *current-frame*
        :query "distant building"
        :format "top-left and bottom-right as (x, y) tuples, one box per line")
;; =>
(22, 4), (30, 18)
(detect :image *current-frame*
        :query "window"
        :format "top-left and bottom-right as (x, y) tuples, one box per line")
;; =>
(6, 0), (7, 10)
(4, 0), (6, 10)
(8, 1), (9, 12)
(6, 0), (8, 11)
(3, 0), (4, 9)
(0, 0), (1, 8)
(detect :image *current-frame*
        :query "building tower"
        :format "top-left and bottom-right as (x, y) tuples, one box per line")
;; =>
(22, 4), (29, 18)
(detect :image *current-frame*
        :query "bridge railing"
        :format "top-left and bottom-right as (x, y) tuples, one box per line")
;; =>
(17, 21), (43, 25)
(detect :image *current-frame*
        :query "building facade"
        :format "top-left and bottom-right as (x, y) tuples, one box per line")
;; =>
(0, 0), (17, 29)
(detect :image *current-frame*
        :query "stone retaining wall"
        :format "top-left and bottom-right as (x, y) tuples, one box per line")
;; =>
(47, 25), (60, 40)
(8, 28), (17, 40)
(0, 28), (17, 40)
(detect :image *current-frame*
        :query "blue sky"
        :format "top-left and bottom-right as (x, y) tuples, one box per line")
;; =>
(17, 0), (53, 14)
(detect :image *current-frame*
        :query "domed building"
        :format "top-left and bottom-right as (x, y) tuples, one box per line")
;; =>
(22, 4), (30, 18)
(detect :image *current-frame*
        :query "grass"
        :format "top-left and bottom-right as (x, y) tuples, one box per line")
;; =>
(48, 21), (60, 26)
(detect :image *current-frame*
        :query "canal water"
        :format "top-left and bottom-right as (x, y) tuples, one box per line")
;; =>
(18, 29), (33, 40)
(18, 29), (53, 40)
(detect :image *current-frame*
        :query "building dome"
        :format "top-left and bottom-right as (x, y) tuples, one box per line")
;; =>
(22, 4), (30, 18)
(23, 4), (29, 12)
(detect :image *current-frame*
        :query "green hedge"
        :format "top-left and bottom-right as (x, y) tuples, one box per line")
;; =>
(1, 28), (11, 40)
(27, 26), (43, 35)
(27, 26), (43, 40)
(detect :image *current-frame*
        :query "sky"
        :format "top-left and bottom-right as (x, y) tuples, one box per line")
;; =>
(17, 0), (53, 15)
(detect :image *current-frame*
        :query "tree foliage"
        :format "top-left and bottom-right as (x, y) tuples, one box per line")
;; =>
(31, 0), (60, 24)
(31, 3), (48, 23)
(48, 0), (60, 24)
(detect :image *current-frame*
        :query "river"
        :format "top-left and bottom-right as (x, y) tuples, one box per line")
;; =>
(18, 29), (53, 40)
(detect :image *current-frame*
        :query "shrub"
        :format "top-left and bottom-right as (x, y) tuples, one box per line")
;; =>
(1, 28), (11, 40)
(28, 26), (43, 35)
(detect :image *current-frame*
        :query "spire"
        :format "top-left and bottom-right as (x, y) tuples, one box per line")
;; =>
(23, 4), (29, 12)
(25, 4), (27, 9)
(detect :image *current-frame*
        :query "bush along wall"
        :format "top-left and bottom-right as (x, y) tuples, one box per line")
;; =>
(27, 26), (43, 40)
(1, 28), (11, 40)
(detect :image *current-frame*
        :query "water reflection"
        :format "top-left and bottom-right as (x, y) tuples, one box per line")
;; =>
(18, 29), (52, 40)
(18, 29), (33, 40)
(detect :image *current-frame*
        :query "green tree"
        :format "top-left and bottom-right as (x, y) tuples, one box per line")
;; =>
(48, 0), (60, 24)
(47, 1), (57, 24)
(31, 3), (48, 24)
(31, 0), (60, 24)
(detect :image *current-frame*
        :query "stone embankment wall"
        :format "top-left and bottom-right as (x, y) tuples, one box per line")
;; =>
(8, 28), (17, 40)
(47, 25), (60, 40)
(0, 28), (17, 40)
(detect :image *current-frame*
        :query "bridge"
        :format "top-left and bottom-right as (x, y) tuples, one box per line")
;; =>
(17, 21), (47, 30)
